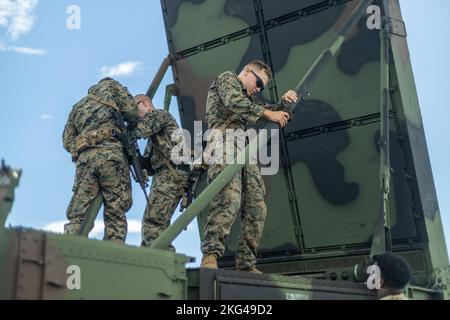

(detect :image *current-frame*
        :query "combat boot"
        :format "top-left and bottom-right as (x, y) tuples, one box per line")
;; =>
(200, 254), (218, 269)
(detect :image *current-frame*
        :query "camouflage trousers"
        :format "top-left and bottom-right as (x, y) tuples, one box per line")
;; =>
(64, 149), (132, 243)
(201, 163), (267, 270)
(141, 167), (189, 248)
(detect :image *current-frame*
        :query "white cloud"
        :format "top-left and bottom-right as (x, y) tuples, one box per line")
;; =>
(0, 0), (38, 40)
(9, 45), (45, 55)
(0, 1), (45, 55)
(41, 219), (142, 236)
(42, 220), (66, 233)
(40, 113), (53, 120)
(0, 43), (46, 54)
(100, 61), (143, 78)
(128, 219), (142, 234)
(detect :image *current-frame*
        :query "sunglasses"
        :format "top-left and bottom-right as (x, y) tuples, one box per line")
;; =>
(250, 70), (264, 91)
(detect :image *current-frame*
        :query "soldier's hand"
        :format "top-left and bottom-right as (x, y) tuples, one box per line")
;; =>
(282, 90), (298, 103)
(263, 110), (290, 128)
(70, 151), (78, 162)
(138, 102), (151, 118)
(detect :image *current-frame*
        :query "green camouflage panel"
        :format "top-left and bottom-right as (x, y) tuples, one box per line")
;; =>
(387, 0), (448, 270)
(132, 109), (189, 247)
(141, 168), (188, 248)
(160, 0), (448, 283)
(202, 163), (266, 270)
(62, 78), (140, 243)
(161, 0), (387, 259)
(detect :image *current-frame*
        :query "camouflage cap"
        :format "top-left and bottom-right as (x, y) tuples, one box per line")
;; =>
(99, 77), (113, 83)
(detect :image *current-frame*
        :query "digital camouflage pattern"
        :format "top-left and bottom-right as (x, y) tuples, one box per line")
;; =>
(133, 109), (184, 171)
(201, 70), (289, 269)
(62, 78), (140, 242)
(141, 168), (188, 248)
(64, 150), (132, 242)
(206, 71), (290, 130)
(132, 109), (189, 247)
(202, 163), (267, 269)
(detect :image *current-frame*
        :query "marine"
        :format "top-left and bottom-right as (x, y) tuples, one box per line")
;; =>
(62, 77), (141, 243)
(200, 60), (298, 272)
(132, 94), (190, 249)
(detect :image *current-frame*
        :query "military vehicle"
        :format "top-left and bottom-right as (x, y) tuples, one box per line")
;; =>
(1, 0), (449, 300)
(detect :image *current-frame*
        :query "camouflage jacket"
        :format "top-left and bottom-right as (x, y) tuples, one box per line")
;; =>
(62, 78), (140, 162)
(205, 71), (289, 131)
(132, 109), (186, 171)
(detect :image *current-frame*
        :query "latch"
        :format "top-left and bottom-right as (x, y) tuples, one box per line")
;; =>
(388, 17), (407, 38)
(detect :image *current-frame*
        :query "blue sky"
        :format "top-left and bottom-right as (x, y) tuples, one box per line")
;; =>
(0, 0), (449, 267)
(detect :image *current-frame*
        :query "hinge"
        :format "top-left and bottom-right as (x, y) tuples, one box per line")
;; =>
(388, 17), (407, 38)
(15, 230), (67, 299)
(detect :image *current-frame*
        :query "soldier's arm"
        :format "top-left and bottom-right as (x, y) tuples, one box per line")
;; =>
(112, 81), (140, 126)
(263, 100), (288, 112)
(62, 109), (78, 161)
(131, 110), (172, 139)
(260, 90), (298, 113)
(251, 95), (293, 128)
(217, 72), (266, 123)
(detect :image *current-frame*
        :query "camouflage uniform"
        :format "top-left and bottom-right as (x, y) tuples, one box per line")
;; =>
(62, 78), (140, 243)
(201, 71), (289, 270)
(132, 110), (189, 248)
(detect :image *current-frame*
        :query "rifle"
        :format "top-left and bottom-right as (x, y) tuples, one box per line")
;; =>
(180, 164), (204, 212)
(113, 110), (151, 206)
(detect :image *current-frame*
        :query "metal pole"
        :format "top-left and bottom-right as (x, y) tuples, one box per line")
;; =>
(78, 194), (103, 236)
(146, 56), (171, 99)
(371, 0), (392, 256)
(163, 84), (176, 112)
